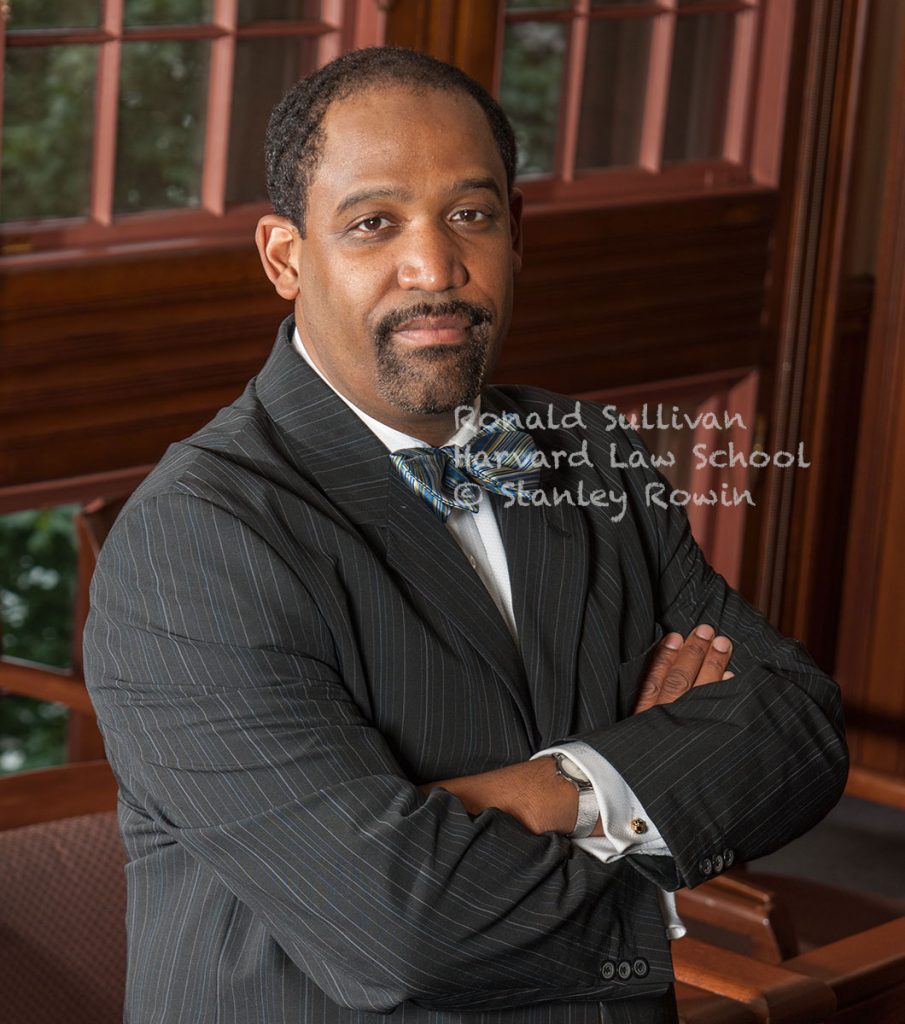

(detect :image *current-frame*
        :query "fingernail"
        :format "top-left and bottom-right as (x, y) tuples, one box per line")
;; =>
(694, 624), (715, 640)
(663, 633), (683, 649)
(712, 635), (731, 653)
(722, 671), (735, 680)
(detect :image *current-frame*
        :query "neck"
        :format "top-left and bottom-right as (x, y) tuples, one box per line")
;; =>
(395, 411), (462, 447)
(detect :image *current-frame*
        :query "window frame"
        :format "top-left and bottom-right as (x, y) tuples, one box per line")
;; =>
(0, 0), (385, 262)
(495, 0), (792, 209)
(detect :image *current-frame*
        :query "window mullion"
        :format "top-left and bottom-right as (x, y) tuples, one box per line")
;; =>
(0, 4), (8, 182)
(343, 0), (386, 53)
(639, 0), (678, 172)
(318, 0), (345, 66)
(723, 4), (759, 164)
(90, 0), (124, 226)
(201, 0), (239, 216)
(555, 0), (590, 184)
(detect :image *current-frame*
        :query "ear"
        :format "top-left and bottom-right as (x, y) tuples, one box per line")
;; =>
(508, 187), (524, 274)
(255, 215), (301, 301)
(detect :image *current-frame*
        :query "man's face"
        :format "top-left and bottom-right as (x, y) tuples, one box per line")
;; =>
(285, 84), (521, 432)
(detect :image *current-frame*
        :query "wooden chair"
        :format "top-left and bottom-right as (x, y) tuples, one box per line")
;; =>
(673, 865), (905, 1021)
(0, 760), (125, 1024)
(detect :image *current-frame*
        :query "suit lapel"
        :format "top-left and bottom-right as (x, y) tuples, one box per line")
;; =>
(485, 391), (591, 747)
(256, 317), (536, 742)
(385, 473), (536, 744)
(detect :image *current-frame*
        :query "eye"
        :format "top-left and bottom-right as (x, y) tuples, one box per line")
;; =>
(352, 215), (391, 234)
(451, 208), (489, 224)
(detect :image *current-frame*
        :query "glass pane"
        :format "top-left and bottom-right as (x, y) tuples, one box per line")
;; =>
(7, 0), (98, 28)
(227, 37), (318, 206)
(0, 506), (76, 776)
(0, 697), (68, 775)
(663, 13), (735, 163)
(7, 0), (98, 29)
(1, 46), (96, 223)
(115, 41), (210, 213)
(576, 17), (652, 169)
(0, 508), (77, 670)
(237, 0), (322, 22)
(500, 21), (567, 176)
(124, 0), (212, 25)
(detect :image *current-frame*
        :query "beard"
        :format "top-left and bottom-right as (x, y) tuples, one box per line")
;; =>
(372, 299), (494, 415)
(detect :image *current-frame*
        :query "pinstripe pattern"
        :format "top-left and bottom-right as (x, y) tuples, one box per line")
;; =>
(83, 316), (847, 1023)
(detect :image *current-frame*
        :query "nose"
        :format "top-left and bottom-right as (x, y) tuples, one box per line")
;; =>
(396, 223), (468, 293)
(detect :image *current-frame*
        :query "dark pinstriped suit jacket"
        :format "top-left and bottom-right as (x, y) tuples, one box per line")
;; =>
(84, 316), (847, 1024)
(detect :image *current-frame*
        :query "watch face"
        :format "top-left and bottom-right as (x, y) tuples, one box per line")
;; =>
(556, 754), (591, 786)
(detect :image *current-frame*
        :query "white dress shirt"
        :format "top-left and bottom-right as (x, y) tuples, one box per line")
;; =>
(292, 328), (685, 940)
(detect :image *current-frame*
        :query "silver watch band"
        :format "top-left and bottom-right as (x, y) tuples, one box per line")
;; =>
(570, 787), (600, 839)
(552, 753), (600, 839)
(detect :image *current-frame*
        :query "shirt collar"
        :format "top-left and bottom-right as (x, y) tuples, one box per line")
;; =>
(292, 327), (480, 453)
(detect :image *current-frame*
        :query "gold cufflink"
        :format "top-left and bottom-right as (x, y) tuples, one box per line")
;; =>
(630, 818), (648, 835)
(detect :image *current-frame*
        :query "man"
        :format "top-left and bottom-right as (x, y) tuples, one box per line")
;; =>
(84, 48), (848, 1024)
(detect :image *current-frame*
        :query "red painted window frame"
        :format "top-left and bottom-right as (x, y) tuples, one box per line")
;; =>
(496, 0), (794, 210)
(0, 0), (385, 263)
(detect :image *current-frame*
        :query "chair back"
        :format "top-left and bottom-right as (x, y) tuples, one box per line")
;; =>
(0, 761), (125, 1024)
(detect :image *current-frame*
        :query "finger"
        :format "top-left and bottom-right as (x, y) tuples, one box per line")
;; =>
(658, 624), (714, 701)
(694, 635), (733, 686)
(632, 633), (683, 714)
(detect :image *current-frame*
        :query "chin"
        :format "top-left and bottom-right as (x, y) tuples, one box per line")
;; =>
(376, 344), (487, 416)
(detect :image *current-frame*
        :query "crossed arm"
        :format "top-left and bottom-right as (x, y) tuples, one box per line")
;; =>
(420, 625), (736, 837)
(85, 482), (847, 1012)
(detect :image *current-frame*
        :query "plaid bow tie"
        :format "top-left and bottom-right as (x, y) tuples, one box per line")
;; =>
(390, 422), (541, 522)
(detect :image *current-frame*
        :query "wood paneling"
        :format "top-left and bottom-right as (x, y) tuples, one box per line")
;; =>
(385, 0), (500, 91)
(1, 248), (286, 489)
(502, 192), (776, 395)
(834, 10), (905, 799)
(1, 192), (776, 500)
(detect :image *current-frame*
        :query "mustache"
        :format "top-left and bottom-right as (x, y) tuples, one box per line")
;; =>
(374, 300), (493, 344)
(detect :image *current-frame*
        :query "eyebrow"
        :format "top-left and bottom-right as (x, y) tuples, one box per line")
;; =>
(334, 177), (503, 217)
(335, 185), (415, 217)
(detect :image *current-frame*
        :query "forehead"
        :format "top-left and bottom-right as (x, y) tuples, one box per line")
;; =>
(310, 84), (506, 210)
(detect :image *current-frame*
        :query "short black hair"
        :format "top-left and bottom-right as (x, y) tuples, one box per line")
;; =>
(265, 47), (518, 236)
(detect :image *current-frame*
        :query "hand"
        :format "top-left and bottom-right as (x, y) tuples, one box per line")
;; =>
(632, 624), (734, 715)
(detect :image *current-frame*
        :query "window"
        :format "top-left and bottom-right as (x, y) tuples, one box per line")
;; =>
(0, 505), (76, 774)
(0, 0), (385, 258)
(499, 0), (771, 205)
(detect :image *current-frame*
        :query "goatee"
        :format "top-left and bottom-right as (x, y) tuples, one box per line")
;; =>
(372, 300), (494, 415)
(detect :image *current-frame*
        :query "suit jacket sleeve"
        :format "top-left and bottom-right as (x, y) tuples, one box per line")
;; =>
(570, 423), (849, 893)
(85, 488), (673, 1015)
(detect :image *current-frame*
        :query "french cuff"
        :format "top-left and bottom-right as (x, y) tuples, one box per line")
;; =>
(532, 740), (670, 858)
(531, 742), (687, 942)
(658, 892), (687, 941)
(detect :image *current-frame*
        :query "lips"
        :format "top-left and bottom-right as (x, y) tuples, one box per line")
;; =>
(392, 314), (472, 345)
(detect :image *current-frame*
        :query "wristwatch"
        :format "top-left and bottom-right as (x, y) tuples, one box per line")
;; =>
(552, 753), (599, 838)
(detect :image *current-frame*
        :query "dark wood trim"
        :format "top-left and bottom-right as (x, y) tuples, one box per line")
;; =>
(0, 760), (117, 830)
(836, 16), (905, 784)
(384, 0), (501, 90)
(753, 0), (869, 658)
(0, 661), (94, 715)
(845, 766), (905, 812)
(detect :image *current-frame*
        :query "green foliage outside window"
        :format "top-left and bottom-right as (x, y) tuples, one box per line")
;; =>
(0, 507), (77, 775)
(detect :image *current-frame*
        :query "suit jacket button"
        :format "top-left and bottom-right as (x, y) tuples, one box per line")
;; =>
(601, 961), (616, 980)
(617, 960), (632, 980)
(700, 856), (713, 876)
(713, 853), (724, 873)
(633, 958), (649, 978)
(724, 848), (735, 867)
